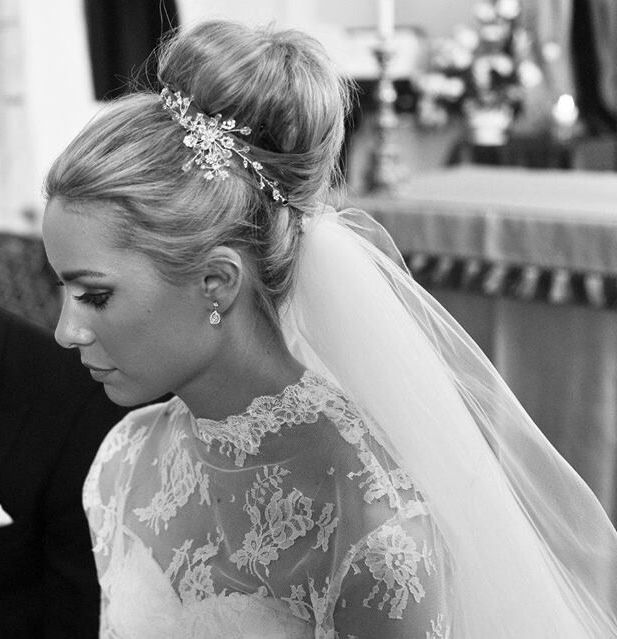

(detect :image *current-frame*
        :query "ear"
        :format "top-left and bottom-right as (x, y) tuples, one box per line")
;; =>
(200, 246), (244, 313)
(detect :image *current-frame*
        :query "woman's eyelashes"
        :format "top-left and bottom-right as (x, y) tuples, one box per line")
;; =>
(74, 291), (112, 310)
(54, 280), (113, 310)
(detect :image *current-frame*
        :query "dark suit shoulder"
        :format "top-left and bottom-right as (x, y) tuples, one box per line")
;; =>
(0, 308), (98, 411)
(0, 310), (128, 637)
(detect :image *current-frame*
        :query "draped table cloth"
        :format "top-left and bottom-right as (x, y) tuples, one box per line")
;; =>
(353, 166), (617, 525)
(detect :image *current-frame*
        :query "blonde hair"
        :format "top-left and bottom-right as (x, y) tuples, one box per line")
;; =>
(45, 20), (350, 324)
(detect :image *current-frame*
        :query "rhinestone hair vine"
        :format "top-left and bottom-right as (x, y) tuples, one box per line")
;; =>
(160, 87), (286, 203)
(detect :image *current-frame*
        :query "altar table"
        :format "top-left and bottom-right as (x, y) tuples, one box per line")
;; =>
(353, 167), (617, 525)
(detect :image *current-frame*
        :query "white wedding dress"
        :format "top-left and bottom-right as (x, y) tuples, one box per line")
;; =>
(84, 370), (453, 638)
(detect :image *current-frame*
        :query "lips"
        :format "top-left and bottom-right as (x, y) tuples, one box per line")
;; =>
(82, 361), (115, 372)
(82, 361), (117, 382)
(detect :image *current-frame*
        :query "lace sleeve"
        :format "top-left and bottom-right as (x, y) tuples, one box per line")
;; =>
(81, 376), (455, 638)
(82, 404), (158, 578)
(264, 390), (455, 639)
(332, 513), (452, 639)
(315, 394), (454, 638)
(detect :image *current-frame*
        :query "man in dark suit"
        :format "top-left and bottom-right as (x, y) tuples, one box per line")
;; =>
(0, 308), (127, 637)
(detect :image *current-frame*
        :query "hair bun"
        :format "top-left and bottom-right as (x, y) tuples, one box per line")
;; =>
(157, 20), (350, 208)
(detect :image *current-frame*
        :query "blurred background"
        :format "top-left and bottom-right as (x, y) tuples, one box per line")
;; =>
(2, 0), (617, 523)
(1, 0), (615, 233)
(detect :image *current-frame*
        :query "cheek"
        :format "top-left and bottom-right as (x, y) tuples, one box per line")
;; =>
(97, 316), (215, 407)
(104, 310), (208, 372)
(94, 318), (149, 363)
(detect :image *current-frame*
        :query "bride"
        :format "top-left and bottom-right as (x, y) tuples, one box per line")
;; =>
(42, 19), (617, 638)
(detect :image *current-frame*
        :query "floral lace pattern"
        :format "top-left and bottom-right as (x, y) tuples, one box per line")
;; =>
(426, 613), (452, 639)
(229, 465), (339, 583)
(180, 371), (327, 466)
(85, 370), (452, 638)
(167, 531), (223, 604)
(358, 523), (435, 618)
(133, 426), (212, 534)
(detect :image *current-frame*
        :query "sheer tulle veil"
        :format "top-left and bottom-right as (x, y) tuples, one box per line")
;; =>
(280, 207), (617, 637)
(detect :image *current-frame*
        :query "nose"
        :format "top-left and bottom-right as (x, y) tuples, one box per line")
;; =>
(54, 299), (96, 349)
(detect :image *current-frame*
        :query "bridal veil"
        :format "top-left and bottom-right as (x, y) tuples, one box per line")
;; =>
(280, 208), (617, 638)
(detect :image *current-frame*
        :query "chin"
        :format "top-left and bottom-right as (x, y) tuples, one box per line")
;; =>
(102, 382), (169, 407)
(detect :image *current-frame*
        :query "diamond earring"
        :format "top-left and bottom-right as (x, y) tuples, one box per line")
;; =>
(209, 301), (221, 326)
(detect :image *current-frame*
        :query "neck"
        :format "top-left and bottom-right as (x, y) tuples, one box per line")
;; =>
(175, 314), (306, 421)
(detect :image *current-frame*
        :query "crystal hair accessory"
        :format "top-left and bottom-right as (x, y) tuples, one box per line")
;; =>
(160, 87), (286, 203)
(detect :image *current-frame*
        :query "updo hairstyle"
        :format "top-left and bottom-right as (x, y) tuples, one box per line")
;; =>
(45, 20), (350, 325)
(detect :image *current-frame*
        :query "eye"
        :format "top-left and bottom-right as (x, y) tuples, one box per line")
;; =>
(74, 291), (112, 310)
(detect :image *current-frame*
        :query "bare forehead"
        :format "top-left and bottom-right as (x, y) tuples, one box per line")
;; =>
(43, 199), (185, 295)
(44, 199), (127, 267)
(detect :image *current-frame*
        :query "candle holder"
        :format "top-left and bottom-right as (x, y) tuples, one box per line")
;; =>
(366, 38), (404, 194)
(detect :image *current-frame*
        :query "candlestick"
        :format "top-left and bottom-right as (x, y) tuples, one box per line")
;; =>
(366, 38), (404, 193)
(377, 0), (395, 40)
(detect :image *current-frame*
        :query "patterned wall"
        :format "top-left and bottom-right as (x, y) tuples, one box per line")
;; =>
(0, 233), (60, 330)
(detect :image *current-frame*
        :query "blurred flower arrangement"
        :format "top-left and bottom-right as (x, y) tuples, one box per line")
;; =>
(415, 0), (544, 143)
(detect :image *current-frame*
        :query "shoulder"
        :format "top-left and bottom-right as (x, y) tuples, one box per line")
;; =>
(84, 399), (174, 516)
(296, 371), (366, 435)
(0, 309), (127, 473)
(296, 373), (385, 470)
(92, 399), (174, 464)
(298, 374), (425, 524)
(0, 308), (96, 410)
(266, 373), (361, 462)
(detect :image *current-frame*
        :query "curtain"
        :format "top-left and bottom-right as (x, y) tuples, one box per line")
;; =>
(519, 0), (575, 98)
(511, 0), (575, 133)
(570, 0), (616, 132)
(0, 0), (38, 233)
(587, 0), (617, 120)
(84, 0), (179, 100)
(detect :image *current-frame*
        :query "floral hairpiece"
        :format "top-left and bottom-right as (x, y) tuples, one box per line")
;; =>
(160, 86), (286, 203)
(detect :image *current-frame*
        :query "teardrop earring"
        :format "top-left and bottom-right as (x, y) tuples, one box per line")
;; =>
(209, 301), (221, 326)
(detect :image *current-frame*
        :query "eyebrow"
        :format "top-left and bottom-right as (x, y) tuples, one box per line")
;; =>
(59, 269), (108, 282)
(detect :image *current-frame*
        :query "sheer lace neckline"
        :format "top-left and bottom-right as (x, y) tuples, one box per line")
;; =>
(170, 369), (331, 466)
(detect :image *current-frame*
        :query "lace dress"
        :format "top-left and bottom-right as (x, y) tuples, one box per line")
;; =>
(84, 370), (453, 638)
